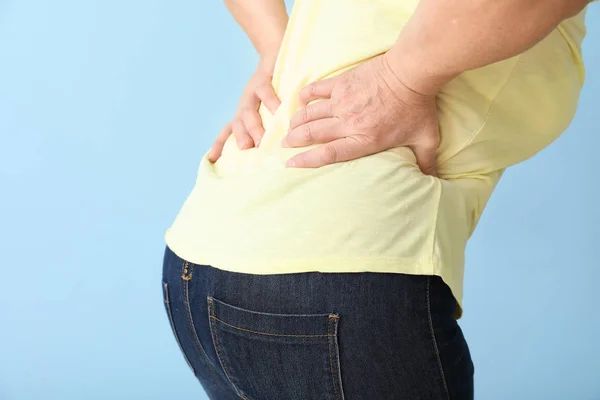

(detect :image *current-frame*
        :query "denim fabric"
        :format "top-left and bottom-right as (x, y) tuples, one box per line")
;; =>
(161, 244), (474, 400)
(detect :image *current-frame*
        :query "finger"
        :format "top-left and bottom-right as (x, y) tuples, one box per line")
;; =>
(299, 77), (338, 107)
(281, 118), (340, 148)
(289, 100), (334, 130)
(209, 122), (233, 162)
(285, 136), (376, 168)
(241, 108), (265, 145)
(411, 142), (438, 177)
(255, 84), (281, 114)
(233, 117), (254, 150)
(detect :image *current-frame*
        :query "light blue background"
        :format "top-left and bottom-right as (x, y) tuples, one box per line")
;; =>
(0, 1), (598, 399)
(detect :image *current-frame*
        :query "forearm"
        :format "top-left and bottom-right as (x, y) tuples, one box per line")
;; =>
(385, 0), (591, 95)
(223, 0), (288, 68)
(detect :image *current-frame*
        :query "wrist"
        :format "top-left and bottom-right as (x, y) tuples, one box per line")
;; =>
(384, 42), (457, 96)
(256, 27), (287, 74)
(257, 35), (285, 74)
(258, 51), (279, 74)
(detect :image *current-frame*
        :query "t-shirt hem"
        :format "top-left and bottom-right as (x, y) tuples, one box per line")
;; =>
(164, 229), (464, 319)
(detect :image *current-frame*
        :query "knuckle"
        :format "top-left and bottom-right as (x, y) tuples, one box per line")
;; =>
(354, 134), (375, 147)
(323, 144), (338, 162)
(241, 108), (254, 118)
(301, 125), (313, 142)
(339, 82), (353, 97)
(308, 82), (317, 96)
(301, 83), (316, 102)
(243, 116), (258, 130)
(338, 75), (350, 85)
(423, 133), (440, 149)
(302, 106), (311, 122)
(299, 88), (308, 103)
(255, 83), (269, 97)
(347, 113), (364, 127)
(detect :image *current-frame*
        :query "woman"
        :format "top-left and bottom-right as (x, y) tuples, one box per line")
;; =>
(161, 0), (593, 398)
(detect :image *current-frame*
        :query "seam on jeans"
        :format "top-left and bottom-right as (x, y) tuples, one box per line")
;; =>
(181, 260), (193, 281)
(328, 316), (338, 399)
(163, 282), (169, 303)
(329, 316), (345, 400)
(427, 277), (451, 400)
(162, 281), (195, 373)
(181, 262), (218, 370)
(208, 299), (248, 400)
(208, 315), (333, 338)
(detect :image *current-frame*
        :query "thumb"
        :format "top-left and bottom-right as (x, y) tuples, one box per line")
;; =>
(411, 142), (438, 177)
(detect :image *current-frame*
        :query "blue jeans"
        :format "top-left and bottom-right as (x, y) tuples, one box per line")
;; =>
(161, 244), (474, 399)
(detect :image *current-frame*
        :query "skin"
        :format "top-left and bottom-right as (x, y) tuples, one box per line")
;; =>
(209, 57), (282, 161)
(208, 0), (288, 161)
(211, 0), (593, 176)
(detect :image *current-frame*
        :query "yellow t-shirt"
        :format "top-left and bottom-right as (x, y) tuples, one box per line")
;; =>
(164, 0), (589, 318)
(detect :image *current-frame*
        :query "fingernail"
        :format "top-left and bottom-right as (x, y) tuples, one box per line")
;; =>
(280, 137), (287, 148)
(286, 159), (296, 168)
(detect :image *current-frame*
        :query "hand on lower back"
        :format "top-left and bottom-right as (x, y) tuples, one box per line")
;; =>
(208, 58), (281, 163)
(280, 53), (440, 176)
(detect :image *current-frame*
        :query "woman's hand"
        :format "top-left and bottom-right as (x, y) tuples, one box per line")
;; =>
(280, 53), (440, 176)
(209, 57), (281, 162)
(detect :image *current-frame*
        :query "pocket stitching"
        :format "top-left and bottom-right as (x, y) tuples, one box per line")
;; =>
(209, 313), (333, 337)
(427, 276), (451, 400)
(208, 296), (345, 400)
(327, 316), (345, 400)
(207, 298), (249, 400)
(332, 317), (346, 400)
(162, 281), (195, 374)
(328, 316), (334, 395)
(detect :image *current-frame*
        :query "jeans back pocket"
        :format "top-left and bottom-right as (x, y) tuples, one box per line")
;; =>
(207, 296), (345, 400)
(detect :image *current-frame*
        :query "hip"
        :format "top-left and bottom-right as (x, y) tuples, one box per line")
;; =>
(161, 243), (474, 399)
